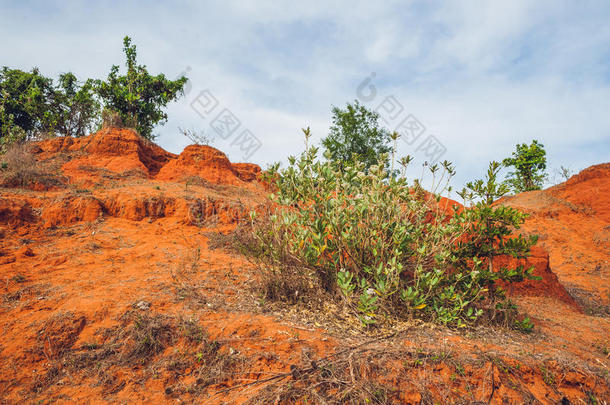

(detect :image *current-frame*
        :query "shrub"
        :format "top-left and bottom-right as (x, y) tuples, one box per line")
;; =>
(0, 67), (55, 141)
(101, 108), (136, 129)
(455, 161), (540, 324)
(246, 133), (539, 328)
(51, 73), (100, 137)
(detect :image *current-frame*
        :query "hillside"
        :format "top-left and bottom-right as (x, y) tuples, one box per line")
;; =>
(0, 129), (608, 404)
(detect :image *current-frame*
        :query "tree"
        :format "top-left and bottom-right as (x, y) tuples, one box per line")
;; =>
(502, 140), (547, 192)
(321, 100), (391, 170)
(0, 67), (100, 150)
(0, 67), (55, 144)
(51, 73), (100, 137)
(95, 36), (188, 140)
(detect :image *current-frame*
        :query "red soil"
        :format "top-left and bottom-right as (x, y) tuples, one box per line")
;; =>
(499, 163), (610, 315)
(156, 144), (243, 185)
(0, 131), (608, 403)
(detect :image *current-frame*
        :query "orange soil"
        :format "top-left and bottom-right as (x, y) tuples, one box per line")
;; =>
(499, 163), (610, 315)
(0, 129), (608, 403)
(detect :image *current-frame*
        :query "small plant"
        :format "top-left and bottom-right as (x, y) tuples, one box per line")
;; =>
(179, 127), (214, 146)
(552, 165), (572, 184)
(538, 364), (556, 386)
(513, 317), (535, 333)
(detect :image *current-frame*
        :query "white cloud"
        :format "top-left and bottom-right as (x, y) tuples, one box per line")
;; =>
(1, 0), (608, 190)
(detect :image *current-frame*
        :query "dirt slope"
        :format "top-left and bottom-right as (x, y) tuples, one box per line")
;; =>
(499, 163), (610, 316)
(0, 132), (608, 404)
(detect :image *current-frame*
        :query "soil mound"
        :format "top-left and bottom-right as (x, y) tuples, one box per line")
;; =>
(35, 127), (176, 179)
(500, 162), (610, 315)
(156, 144), (260, 185)
(232, 162), (262, 182)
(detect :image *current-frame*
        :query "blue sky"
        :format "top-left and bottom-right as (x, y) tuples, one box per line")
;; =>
(1, 0), (609, 190)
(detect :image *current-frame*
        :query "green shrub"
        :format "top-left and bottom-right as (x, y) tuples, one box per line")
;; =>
(246, 133), (539, 328)
(453, 161), (541, 326)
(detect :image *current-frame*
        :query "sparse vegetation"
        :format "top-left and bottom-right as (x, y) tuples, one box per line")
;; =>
(179, 127), (215, 146)
(31, 309), (246, 398)
(0, 142), (64, 188)
(552, 165), (573, 184)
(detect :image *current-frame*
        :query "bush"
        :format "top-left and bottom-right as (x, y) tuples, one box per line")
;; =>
(245, 135), (539, 328)
(0, 67), (100, 143)
(455, 161), (540, 324)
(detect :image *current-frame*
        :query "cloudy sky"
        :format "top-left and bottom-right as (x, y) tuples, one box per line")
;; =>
(2, 0), (609, 189)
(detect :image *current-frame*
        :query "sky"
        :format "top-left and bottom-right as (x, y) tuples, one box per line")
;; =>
(1, 0), (609, 191)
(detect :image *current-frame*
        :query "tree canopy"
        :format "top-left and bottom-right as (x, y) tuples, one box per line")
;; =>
(95, 36), (187, 140)
(502, 140), (547, 192)
(321, 100), (392, 170)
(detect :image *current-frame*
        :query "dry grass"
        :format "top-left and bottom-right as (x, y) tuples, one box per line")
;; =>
(76, 164), (148, 180)
(207, 221), (330, 308)
(29, 309), (246, 398)
(33, 311), (87, 360)
(0, 142), (65, 188)
(101, 109), (136, 130)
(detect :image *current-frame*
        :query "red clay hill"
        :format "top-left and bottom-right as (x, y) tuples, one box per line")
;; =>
(0, 128), (608, 403)
(499, 163), (610, 316)
(34, 127), (261, 187)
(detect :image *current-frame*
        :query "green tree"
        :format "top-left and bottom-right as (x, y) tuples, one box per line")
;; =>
(51, 73), (100, 137)
(321, 100), (391, 170)
(502, 140), (547, 192)
(95, 36), (188, 140)
(0, 67), (55, 144)
(0, 67), (100, 150)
